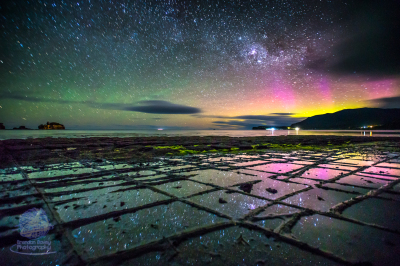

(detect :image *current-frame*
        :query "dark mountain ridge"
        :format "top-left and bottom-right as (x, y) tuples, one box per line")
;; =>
(290, 108), (400, 129)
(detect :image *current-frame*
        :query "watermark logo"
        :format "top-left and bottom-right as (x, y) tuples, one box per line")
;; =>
(10, 208), (56, 255)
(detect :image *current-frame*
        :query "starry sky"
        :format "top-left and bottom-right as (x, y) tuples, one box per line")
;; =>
(1, 0), (399, 130)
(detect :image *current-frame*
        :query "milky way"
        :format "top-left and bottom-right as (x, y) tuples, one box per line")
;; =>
(1, 0), (399, 129)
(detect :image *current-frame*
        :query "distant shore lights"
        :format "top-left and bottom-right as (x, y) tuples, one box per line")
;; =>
(295, 127), (299, 135)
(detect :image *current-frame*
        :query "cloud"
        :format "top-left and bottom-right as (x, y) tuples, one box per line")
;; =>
(212, 116), (306, 129)
(308, 0), (400, 77)
(122, 100), (201, 114)
(366, 96), (400, 108)
(270, 113), (297, 116)
(1, 94), (201, 115)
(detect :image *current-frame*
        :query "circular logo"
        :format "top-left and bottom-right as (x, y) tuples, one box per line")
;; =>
(19, 208), (53, 239)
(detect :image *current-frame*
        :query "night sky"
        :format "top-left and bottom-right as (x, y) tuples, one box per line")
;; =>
(1, 0), (399, 130)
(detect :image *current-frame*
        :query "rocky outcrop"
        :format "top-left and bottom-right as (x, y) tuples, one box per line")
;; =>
(0, 123), (5, 130)
(38, 122), (65, 130)
(13, 126), (31, 130)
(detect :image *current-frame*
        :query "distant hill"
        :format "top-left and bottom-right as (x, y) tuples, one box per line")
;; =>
(290, 108), (400, 129)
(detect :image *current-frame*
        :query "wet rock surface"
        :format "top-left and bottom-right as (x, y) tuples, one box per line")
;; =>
(0, 136), (399, 265)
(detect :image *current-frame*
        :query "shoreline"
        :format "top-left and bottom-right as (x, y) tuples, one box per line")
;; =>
(1, 135), (399, 168)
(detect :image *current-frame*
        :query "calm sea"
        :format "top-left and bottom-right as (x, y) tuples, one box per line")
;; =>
(1, 129), (400, 140)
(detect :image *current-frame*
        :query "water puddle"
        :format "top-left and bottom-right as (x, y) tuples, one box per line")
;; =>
(248, 163), (304, 174)
(256, 204), (301, 217)
(334, 159), (375, 166)
(301, 168), (346, 181)
(28, 168), (99, 179)
(362, 166), (400, 177)
(292, 214), (400, 265)
(265, 158), (288, 162)
(289, 161), (315, 165)
(97, 164), (133, 170)
(206, 157), (236, 162)
(154, 180), (214, 198)
(230, 160), (269, 167)
(126, 170), (157, 176)
(189, 190), (269, 219)
(357, 172), (398, 180)
(376, 162), (400, 169)
(289, 178), (320, 186)
(0, 173), (24, 182)
(232, 179), (308, 200)
(235, 155), (260, 159)
(157, 165), (196, 172)
(342, 198), (400, 231)
(256, 218), (285, 230)
(132, 174), (168, 182)
(282, 188), (355, 212)
(317, 164), (358, 171)
(236, 169), (276, 178)
(45, 177), (125, 194)
(336, 174), (390, 188)
(188, 170), (261, 187)
(320, 183), (370, 194)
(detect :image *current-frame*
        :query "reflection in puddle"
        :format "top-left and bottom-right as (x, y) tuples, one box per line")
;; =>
(232, 179), (308, 200)
(154, 180), (214, 198)
(282, 188), (355, 211)
(248, 163), (304, 174)
(256, 204), (301, 216)
(362, 166), (400, 177)
(301, 168), (346, 180)
(188, 170), (261, 187)
(336, 174), (390, 188)
(189, 190), (269, 219)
